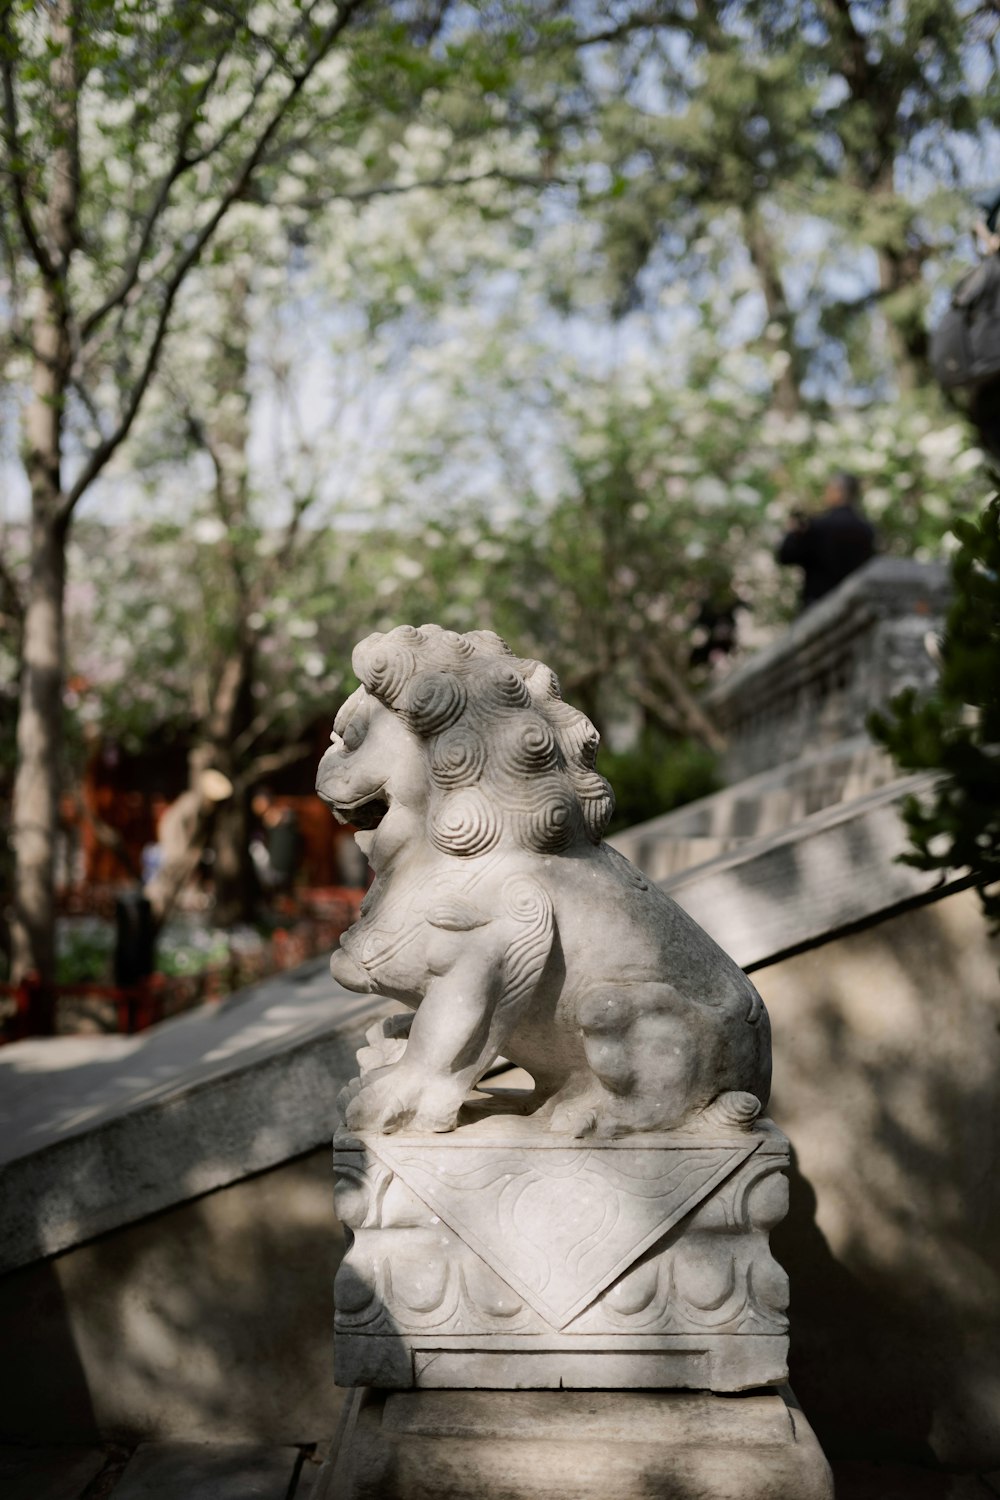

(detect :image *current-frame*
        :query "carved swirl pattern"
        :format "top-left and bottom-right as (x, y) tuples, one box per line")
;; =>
(429, 787), (501, 857)
(353, 637), (415, 704)
(500, 876), (554, 1013)
(494, 718), (560, 777)
(481, 661), (532, 710)
(547, 700), (600, 768)
(436, 628), (477, 660)
(429, 724), (488, 788)
(345, 623), (617, 848)
(403, 670), (467, 735)
(513, 776), (578, 852)
(464, 628), (513, 658)
(523, 661), (562, 702)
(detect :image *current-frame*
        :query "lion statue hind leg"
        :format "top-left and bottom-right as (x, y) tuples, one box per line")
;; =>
(538, 982), (708, 1138)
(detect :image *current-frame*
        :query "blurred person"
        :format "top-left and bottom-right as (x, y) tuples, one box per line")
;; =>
(250, 787), (301, 895)
(689, 581), (747, 669)
(776, 472), (875, 611)
(931, 181), (1000, 463)
(145, 768), (233, 914)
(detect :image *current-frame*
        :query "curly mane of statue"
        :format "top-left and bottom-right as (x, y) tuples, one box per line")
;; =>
(357, 623), (613, 853)
(318, 624), (771, 1138)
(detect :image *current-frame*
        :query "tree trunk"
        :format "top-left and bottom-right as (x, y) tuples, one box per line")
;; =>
(10, 281), (71, 984)
(743, 203), (803, 415)
(9, 510), (67, 984)
(876, 241), (928, 392)
(8, 0), (78, 986)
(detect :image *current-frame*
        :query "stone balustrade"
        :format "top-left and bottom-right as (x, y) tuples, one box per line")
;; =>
(704, 558), (950, 782)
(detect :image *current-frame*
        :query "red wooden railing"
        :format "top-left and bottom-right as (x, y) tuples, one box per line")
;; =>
(0, 886), (364, 1045)
(0, 972), (168, 1041)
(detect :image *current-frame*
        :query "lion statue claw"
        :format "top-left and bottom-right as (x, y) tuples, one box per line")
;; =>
(317, 625), (770, 1138)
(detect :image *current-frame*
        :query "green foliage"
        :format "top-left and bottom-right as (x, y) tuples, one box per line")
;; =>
(7, 0), (999, 870)
(155, 923), (231, 977)
(870, 496), (1000, 931)
(568, 0), (993, 396)
(56, 920), (113, 985)
(599, 732), (719, 837)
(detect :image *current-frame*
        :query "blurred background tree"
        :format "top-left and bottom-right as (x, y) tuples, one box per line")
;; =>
(1, 0), (997, 969)
(0, 0), (561, 972)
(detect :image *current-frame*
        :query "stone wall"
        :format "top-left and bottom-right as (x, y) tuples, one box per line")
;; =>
(0, 1150), (346, 1446)
(761, 889), (1000, 1469)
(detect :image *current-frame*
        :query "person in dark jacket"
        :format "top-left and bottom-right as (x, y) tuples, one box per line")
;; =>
(776, 472), (875, 610)
(250, 787), (302, 894)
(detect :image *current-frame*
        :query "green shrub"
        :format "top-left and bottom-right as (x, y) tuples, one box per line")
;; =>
(870, 495), (1000, 932)
(600, 731), (719, 836)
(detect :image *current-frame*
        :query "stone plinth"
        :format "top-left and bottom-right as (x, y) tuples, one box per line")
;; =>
(333, 1118), (789, 1393)
(322, 1386), (834, 1500)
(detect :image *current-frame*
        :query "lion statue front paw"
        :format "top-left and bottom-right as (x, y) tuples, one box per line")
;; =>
(341, 1067), (464, 1135)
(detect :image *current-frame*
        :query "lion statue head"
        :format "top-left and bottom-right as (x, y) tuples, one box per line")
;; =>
(317, 623), (614, 859)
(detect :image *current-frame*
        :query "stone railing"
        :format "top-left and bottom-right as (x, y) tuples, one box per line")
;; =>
(704, 558), (949, 782)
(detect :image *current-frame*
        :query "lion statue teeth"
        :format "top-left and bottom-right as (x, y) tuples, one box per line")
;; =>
(316, 624), (770, 1139)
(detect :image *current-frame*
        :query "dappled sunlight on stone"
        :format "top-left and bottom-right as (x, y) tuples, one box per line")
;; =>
(0, 960), (388, 1273)
(757, 890), (1000, 1465)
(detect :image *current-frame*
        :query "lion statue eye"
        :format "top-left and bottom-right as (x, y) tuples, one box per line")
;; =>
(342, 718), (366, 752)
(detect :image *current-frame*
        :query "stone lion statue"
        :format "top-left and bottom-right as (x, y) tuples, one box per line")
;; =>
(317, 624), (770, 1137)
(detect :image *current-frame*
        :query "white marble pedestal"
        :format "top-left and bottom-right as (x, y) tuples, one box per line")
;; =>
(333, 1118), (790, 1392)
(327, 1115), (835, 1497)
(320, 1386), (835, 1500)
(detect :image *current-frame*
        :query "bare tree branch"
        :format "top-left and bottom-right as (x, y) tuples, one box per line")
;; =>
(230, 694), (299, 760)
(80, 1), (341, 346)
(80, 1), (328, 346)
(78, 48), (229, 342)
(642, 648), (726, 754)
(177, 399), (253, 608)
(67, 375), (106, 439)
(0, 9), (56, 282)
(289, 166), (567, 214)
(61, 0), (371, 522)
(521, 4), (671, 53)
(236, 741), (311, 793)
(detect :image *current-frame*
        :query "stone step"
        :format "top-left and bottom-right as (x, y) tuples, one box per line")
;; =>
(111, 1442), (301, 1499)
(0, 1442), (318, 1500)
(609, 735), (896, 878)
(0, 1444), (105, 1500)
(4, 1439), (991, 1499)
(663, 771), (971, 973)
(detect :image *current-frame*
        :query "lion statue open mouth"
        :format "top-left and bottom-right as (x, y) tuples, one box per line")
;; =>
(317, 624), (770, 1138)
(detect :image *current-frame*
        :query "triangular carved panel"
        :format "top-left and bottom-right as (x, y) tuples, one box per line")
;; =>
(373, 1140), (760, 1329)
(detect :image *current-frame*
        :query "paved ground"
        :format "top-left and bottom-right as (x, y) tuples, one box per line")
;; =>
(2, 1441), (999, 1498)
(0, 1441), (329, 1499)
